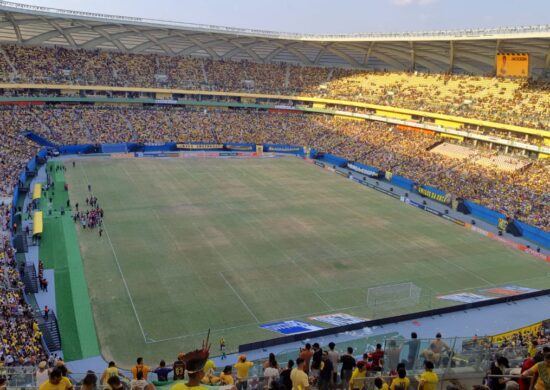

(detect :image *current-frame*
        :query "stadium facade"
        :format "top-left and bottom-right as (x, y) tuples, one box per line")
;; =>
(0, 0), (549, 75)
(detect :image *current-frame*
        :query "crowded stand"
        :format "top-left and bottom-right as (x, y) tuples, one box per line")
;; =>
(17, 324), (550, 390)
(0, 39), (549, 385)
(0, 45), (549, 129)
(0, 106), (548, 231)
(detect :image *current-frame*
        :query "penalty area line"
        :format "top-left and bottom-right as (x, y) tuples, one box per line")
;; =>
(219, 272), (260, 324)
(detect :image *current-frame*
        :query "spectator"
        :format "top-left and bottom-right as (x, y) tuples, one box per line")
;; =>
(290, 357), (310, 390)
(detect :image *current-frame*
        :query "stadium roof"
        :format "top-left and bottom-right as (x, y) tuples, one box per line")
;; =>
(1, 1), (550, 74)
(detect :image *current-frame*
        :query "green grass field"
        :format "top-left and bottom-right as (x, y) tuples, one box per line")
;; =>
(62, 156), (550, 367)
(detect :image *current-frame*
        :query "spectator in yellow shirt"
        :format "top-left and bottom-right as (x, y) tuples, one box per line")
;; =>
(39, 368), (73, 390)
(220, 366), (234, 385)
(290, 357), (310, 390)
(390, 369), (410, 390)
(349, 361), (367, 390)
(417, 361), (438, 390)
(234, 354), (254, 390)
(375, 378), (390, 390)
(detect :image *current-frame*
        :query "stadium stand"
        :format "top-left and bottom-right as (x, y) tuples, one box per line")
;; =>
(0, 45), (549, 129)
(0, 7), (549, 381)
(0, 106), (548, 231)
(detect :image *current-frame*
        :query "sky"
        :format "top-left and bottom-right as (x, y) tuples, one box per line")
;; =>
(10, 0), (550, 34)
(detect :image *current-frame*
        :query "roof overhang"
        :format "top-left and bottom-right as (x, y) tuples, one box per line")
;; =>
(0, 1), (549, 74)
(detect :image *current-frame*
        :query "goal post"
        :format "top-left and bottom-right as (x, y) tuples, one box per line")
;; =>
(367, 282), (422, 310)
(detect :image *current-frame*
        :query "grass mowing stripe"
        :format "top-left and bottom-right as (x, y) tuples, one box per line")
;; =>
(79, 162), (148, 343)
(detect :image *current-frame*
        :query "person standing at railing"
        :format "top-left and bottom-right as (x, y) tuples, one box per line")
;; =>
(35, 361), (50, 386)
(280, 360), (295, 390)
(39, 368), (73, 390)
(234, 354), (254, 390)
(348, 361), (366, 390)
(327, 342), (339, 389)
(290, 358), (309, 390)
(340, 347), (356, 390)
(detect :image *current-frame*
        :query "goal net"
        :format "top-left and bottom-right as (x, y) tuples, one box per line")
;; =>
(367, 282), (422, 310)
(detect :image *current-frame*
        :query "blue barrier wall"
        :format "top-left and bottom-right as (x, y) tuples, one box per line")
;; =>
(37, 149), (48, 159)
(318, 153), (348, 167)
(26, 158), (37, 172)
(513, 220), (550, 249)
(58, 144), (95, 154)
(18, 170), (27, 185)
(309, 148), (318, 159)
(390, 175), (415, 191)
(142, 144), (173, 152)
(463, 200), (507, 226)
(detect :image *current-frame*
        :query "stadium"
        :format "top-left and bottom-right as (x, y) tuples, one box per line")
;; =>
(0, 1), (549, 390)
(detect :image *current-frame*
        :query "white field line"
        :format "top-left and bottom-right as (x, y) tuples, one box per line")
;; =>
(79, 163), (148, 343)
(219, 271), (260, 323)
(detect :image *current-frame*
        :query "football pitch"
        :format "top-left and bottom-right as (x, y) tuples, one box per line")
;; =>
(62, 156), (550, 367)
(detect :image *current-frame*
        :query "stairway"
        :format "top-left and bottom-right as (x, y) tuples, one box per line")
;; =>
(36, 311), (62, 352)
(201, 60), (208, 84)
(22, 264), (38, 293)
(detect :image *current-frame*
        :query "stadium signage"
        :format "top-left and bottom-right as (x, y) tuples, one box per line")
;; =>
(176, 143), (224, 150)
(347, 163), (379, 177)
(417, 186), (450, 204)
(260, 320), (323, 335)
(268, 146), (302, 152)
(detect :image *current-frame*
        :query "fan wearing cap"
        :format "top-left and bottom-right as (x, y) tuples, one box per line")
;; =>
(172, 341), (211, 390)
(234, 354), (254, 390)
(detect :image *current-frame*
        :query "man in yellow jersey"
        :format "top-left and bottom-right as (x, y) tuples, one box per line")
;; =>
(417, 361), (438, 390)
(101, 361), (125, 386)
(390, 368), (410, 390)
(374, 378), (389, 390)
(522, 353), (550, 390)
(291, 358), (310, 390)
(172, 340), (211, 390)
(235, 354), (254, 390)
(349, 361), (367, 390)
(39, 368), (73, 390)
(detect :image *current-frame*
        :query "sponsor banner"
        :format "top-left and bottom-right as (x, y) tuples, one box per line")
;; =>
(260, 320), (323, 335)
(154, 99), (178, 104)
(225, 145), (255, 151)
(441, 214), (466, 226)
(314, 161), (325, 168)
(496, 53), (529, 77)
(310, 313), (368, 326)
(417, 185), (451, 204)
(482, 285), (540, 296)
(111, 153), (134, 159)
(491, 321), (542, 344)
(348, 163), (379, 177)
(176, 143), (224, 150)
(438, 292), (491, 303)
